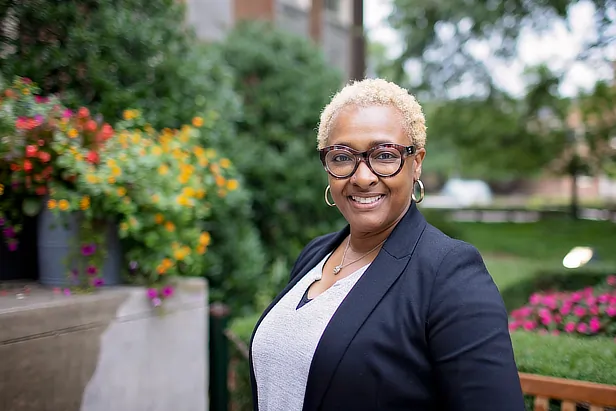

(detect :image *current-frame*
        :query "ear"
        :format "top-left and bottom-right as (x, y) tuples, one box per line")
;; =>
(413, 148), (426, 179)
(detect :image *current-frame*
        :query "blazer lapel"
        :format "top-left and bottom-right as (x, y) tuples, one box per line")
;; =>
(302, 203), (427, 411)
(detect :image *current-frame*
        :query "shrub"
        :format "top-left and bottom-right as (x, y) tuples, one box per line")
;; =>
(509, 276), (616, 338)
(500, 268), (614, 312)
(0, 1), (240, 129)
(217, 21), (345, 283)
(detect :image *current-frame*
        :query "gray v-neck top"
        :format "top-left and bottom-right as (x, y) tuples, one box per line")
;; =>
(251, 253), (370, 411)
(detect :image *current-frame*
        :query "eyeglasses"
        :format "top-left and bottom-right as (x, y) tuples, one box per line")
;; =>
(319, 143), (416, 179)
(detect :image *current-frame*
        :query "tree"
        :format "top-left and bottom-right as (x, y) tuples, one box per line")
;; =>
(379, 0), (614, 185)
(0, 0), (238, 129)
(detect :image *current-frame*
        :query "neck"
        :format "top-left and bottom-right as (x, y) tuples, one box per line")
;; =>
(348, 201), (411, 253)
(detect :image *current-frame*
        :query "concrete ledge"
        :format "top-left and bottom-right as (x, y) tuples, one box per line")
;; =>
(0, 278), (209, 411)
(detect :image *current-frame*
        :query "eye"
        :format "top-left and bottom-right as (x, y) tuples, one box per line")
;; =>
(332, 153), (353, 162)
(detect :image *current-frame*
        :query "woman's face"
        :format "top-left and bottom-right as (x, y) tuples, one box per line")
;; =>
(326, 104), (426, 235)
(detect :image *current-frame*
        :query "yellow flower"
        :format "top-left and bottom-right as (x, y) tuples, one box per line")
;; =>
(226, 179), (239, 191)
(220, 158), (231, 169)
(154, 213), (164, 224)
(117, 187), (127, 197)
(192, 117), (204, 127)
(199, 157), (209, 167)
(158, 165), (169, 175)
(210, 164), (220, 174)
(58, 199), (70, 211)
(196, 244), (207, 255)
(107, 159), (117, 167)
(182, 187), (195, 197)
(75, 153), (83, 161)
(165, 221), (175, 232)
(123, 110), (138, 120)
(205, 149), (217, 159)
(80, 196), (90, 210)
(111, 166), (122, 177)
(144, 125), (154, 134)
(108, 176), (116, 184)
(174, 248), (188, 261)
(151, 146), (163, 156)
(47, 199), (57, 209)
(68, 128), (79, 138)
(196, 189), (206, 199)
(199, 232), (211, 246)
(22, 88), (30, 95)
(86, 174), (98, 184)
(131, 133), (141, 144)
(215, 175), (226, 187)
(120, 222), (129, 232)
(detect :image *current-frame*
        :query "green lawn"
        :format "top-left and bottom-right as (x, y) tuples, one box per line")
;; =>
(430, 217), (616, 294)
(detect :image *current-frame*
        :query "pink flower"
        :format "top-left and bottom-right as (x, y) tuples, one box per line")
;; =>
(92, 278), (104, 287)
(543, 295), (557, 309)
(523, 321), (536, 331)
(565, 322), (576, 333)
(86, 266), (98, 275)
(63, 288), (71, 296)
(551, 330), (560, 336)
(570, 292), (582, 303)
(589, 317), (601, 333)
(590, 305), (600, 315)
(161, 285), (174, 298)
(573, 306), (587, 317)
(530, 293), (542, 305)
(606, 306), (616, 317)
(146, 288), (158, 299)
(540, 316), (552, 326)
(607, 275), (616, 287)
(560, 304), (572, 316)
(576, 323), (588, 333)
(598, 294), (611, 304)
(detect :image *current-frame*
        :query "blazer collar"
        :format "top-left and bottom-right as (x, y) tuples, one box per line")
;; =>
(302, 202), (427, 411)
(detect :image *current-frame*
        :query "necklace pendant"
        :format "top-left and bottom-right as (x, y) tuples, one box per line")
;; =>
(333, 265), (342, 274)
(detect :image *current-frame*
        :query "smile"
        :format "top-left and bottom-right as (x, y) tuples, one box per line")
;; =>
(350, 195), (384, 205)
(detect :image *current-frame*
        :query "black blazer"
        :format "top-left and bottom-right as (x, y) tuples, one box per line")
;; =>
(249, 203), (525, 411)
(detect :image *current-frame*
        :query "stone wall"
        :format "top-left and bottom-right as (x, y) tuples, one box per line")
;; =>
(0, 278), (208, 411)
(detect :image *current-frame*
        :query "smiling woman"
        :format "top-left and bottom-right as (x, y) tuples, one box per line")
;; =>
(249, 78), (525, 411)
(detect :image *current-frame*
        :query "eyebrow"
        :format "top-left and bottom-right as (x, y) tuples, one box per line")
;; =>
(333, 140), (394, 149)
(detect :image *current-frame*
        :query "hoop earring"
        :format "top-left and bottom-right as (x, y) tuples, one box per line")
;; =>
(324, 185), (336, 207)
(412, 179), (425, 203)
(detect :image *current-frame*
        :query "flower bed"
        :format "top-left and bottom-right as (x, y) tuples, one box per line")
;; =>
(509, 275), (616, 339)
(1, 76), (242, 305)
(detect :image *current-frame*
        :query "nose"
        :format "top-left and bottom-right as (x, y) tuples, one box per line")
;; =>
(351, 159), (378, 187)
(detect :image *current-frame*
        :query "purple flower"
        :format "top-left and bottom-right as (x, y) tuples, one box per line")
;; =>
(86, 266), (98, 275)
(34, 114), (44, 124)
(8, 242), (18, 252)
(146, 288), (158, 299)
(0, 218), (5, 226)
(81, 244), (96, 256)
(92, 278), (104, 287)
(129, 261), (138, 271)
(3, 227), (15, 237)
(152, 297), (162, 307)
(161, 285), (174, 298)
(62, 109), (73, 119)
(63, 288), (71, 296)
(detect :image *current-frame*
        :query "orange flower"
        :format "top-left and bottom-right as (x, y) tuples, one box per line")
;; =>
(58, 199), (70, 211)
(226, 179), (239, 191)
(192, 117), (204, 127)
(165, 221), (175, 232)
(215, 175), (226, 187)
(155, 213), (164, 224)
(47, 199), (57, 209)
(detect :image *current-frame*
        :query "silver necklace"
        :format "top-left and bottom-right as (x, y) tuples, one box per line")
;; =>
(332, 237), (386, 275)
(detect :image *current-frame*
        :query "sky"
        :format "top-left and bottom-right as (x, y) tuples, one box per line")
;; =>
(363, 0), (614, 97)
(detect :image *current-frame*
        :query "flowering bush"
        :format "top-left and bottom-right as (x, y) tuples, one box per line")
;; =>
(0, 76), (112, 251)
(1, 76), (245, 306)
(509, 275), (616, 340)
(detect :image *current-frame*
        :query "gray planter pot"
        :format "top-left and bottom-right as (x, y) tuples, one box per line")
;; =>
(37, 205), (122, 287)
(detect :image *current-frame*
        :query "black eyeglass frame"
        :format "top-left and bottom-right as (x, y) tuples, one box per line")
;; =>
(319, 143), (416, 179)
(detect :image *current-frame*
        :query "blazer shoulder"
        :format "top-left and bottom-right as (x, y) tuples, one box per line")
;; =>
(417, 223), (483, 270)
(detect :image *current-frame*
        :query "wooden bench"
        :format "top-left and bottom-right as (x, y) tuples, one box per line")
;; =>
(519, 372), (616, 410)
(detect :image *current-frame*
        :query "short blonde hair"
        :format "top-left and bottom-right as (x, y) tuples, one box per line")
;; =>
(317, 78), (427, 149)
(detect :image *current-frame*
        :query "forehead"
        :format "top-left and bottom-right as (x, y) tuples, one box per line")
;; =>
(329, 105), (407, 149)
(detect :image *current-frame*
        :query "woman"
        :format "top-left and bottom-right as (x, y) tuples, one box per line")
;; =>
(249, 78), (525, 411)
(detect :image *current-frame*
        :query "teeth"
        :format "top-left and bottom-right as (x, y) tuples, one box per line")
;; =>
(351, 195), (382, 204)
